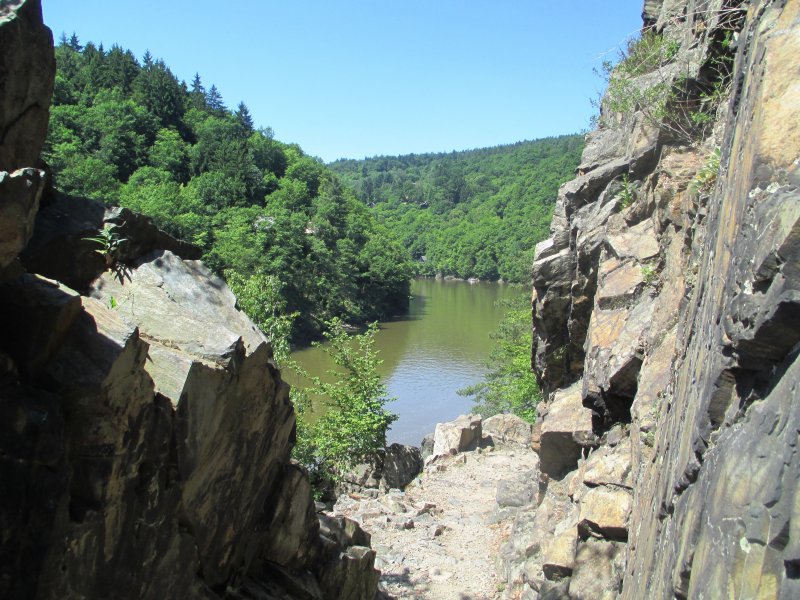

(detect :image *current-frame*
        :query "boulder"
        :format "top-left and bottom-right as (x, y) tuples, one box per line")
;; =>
(578, 486), (632, 541)
(432, 414), (482, 456)
(542, 527), (578, 580)
(496, 470), (537, 508)
(569, 539), (626, 600)
(337, 444), (422, 495)
(381, 443), (423, 490)
(483, 413), (534, 447)
(89, 249), (269, 402)
(0, 168), (45, 268)
(538, 383), (596, 478)
(21, 195), (201, 292)
(582, 438), (633, 489)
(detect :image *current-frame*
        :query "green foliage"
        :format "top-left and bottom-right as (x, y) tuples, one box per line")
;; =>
(292, 318), (397, 488)
(691, 147), (721, 193)
(458, 293), (541, 423)
(596, 21), (738, 142)
(329, 135), (583, 283)
(225, 271), (297, 363)
(616, 174), (636, 209)
(43, 37), (413, 342)
(82, 222), (126, 266)
(641, 264), (657, 285)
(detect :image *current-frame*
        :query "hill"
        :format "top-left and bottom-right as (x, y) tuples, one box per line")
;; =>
(43, 36), (412, 341)
(330, 135), (583, 283)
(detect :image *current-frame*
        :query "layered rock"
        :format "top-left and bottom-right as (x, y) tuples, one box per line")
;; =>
(501, 0), (800, 598)
(0, 2), (380, 598)
(0, 0), (53, 270)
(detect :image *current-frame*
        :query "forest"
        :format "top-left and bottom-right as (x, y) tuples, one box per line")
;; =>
(330, 135), (583, 283)
(43, 35), (412, 341)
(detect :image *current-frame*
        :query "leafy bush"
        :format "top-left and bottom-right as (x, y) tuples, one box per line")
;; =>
(292, 318), (397, 490)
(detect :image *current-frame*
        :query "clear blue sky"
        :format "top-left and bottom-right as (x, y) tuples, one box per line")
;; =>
(41, 1), (643, 162)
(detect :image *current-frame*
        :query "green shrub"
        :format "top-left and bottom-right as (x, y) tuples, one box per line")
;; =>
(292, 318), (397, 490)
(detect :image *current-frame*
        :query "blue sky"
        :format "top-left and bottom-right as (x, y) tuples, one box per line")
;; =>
(41, 1), (643, 162)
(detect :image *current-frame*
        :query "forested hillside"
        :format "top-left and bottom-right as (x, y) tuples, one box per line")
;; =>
(330, 135), (583, 282)
(43, 36), (411, 341)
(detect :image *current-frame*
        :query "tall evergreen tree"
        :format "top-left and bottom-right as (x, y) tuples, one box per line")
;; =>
(206, 84), (225, 114)
(235, 101), (254, 133)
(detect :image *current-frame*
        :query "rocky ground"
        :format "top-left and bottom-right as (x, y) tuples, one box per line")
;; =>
(331, 439), (539, 599)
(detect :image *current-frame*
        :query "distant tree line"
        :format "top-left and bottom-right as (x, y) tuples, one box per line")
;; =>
(329, 135), (583, 283)
(45, 35), (412, 341)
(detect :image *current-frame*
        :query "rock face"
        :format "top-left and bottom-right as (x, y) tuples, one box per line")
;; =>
(0, 0), (54, 171)
(0, 3), (379, 598)
(0, 0), (53, 270)
(501, 0), (800, 598)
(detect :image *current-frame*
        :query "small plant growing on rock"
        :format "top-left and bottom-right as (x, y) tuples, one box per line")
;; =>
(641, 264), (657, 285)
(83, 222), (126, 267)
(691, 147), (722, 193)
(617, 174), (636, 209)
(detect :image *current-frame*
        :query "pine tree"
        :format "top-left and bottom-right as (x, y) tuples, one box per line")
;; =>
(235, 101), (254, 132)
(189, 73), (207, 110)
(206, 84), (225, 114)
(68, 32), (82, 51)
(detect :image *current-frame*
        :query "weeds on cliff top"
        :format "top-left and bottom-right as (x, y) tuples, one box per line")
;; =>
(594, 23), (737, 143)
(292, 318), (397, 493)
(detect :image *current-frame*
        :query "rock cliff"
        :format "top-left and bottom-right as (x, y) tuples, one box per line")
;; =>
(0, 2), (379, 598)
(503, 0), (800, 598)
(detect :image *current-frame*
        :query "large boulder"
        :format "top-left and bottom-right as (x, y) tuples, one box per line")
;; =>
(538, 383), (596, 478)
(482, 413), (534, 447)
(21, 195), (201, 292)
(337, 443), (423, 494)
(432, 414), (482, 457)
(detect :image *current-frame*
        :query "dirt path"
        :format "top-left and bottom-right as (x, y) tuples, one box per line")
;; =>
(331, 445), (540, 599)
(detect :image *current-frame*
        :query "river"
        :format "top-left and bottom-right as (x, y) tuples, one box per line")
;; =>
(289, 278), (522, 446)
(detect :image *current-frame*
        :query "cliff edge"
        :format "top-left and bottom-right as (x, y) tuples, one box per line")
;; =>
(504, 0), (800, 598)
(0, 2), (379, 598)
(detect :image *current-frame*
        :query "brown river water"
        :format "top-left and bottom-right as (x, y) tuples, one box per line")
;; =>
(289, 278), (521, 445)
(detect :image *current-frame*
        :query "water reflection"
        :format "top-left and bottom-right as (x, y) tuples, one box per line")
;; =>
(289, 279), (522, 445)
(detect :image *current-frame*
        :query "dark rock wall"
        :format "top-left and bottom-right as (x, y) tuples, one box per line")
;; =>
(0, 2), (379, 599)
(504, 0), (800, 598)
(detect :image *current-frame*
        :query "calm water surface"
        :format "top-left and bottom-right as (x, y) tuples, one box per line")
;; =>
(290, 278), (522, 445)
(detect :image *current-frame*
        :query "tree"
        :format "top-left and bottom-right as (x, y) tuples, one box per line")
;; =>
(148, 127), (190, 181)
(206, 84), (225, 114)
(235, 101), (254, 133)
(293, 318), (397, 490)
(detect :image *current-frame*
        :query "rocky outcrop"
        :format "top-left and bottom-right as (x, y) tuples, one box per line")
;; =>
(0, 2), (379, 598)
(501, 0), (800, 598)
(0, 0), (54, 171)
(431, 413), (482, 457)
(0, 0), (53, 270)
(337, 443), (424, 496)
